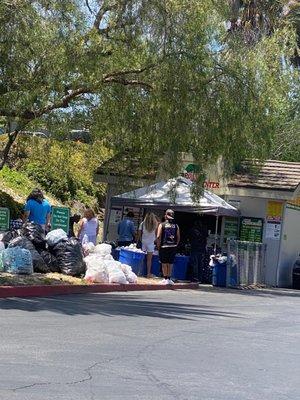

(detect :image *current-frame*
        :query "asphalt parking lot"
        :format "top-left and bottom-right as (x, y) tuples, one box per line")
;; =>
(0, 287), (299, 400)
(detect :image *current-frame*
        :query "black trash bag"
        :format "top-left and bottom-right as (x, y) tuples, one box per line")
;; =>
(39, 250), (60, 273)
(51, 237), (86, 276)
(1, 230), (21, 248)
(103, 241), (117, 250)
(8, 236), (49, 273)
(21, 222), (46, 250)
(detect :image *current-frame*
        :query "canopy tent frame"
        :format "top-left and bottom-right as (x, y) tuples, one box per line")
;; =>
(111, 177), (239, 217)
(108, 177), (239, 254)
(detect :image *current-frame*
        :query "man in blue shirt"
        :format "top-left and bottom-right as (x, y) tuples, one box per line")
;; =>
(24, 189), (51, 229)
(117, 211), (136, 247)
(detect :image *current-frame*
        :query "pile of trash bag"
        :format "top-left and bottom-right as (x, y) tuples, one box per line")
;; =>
(0, 226), (137, 282)
(0, 227), (86, 277)
(83, 243), (137, 284)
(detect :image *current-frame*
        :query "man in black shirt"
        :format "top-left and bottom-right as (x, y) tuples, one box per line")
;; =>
(157, 209), (180, 285)
(69, 214), (81, 237)
(189, 220), (208, 282)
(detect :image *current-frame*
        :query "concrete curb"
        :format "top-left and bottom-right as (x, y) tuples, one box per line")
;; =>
(0, 282), (199, 299)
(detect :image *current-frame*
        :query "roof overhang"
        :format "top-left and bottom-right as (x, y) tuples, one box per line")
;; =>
(215, 186), (297, 200)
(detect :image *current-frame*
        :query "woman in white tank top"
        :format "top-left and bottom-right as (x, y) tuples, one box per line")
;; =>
(137, 212), (158, 278)
(78, 209), (99, 245)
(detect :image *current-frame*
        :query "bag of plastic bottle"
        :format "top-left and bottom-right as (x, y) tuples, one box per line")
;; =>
(84, 254), (109, 282)
(8, 236), (49, 273)
(84, 265), (109, 283)
(108, 269), (127, 284)
(2, 247), (33, 274)
(103, 260), (127, 284)
(82, 234), (89, 246)
(126, 270), (138, 284)
(120, 264), (137, 283)
(103, 259), (122, 270)
(84, 254), (101, 268)
(46, 229), (68, 247)
(94, 243), (112, 256)
(51, 237), (86, 276)
(82, 235), (96, 256)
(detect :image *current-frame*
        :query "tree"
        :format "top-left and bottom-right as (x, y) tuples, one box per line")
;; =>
(228, 1), (300, 62)
(226, 0), (300, 162)
(91, 1), (300, 175)
(0, 0), (299, 178)
(0, 0), (162, 167)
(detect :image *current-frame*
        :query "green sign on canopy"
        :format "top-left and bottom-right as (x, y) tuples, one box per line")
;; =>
(0, 207), (10, 231)
(51, 206), (70, 233)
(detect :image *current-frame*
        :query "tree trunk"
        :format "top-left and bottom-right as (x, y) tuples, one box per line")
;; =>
(0, 131), (19, 171)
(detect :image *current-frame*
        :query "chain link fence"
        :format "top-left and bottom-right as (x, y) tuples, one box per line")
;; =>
(226, 240), (267, 287)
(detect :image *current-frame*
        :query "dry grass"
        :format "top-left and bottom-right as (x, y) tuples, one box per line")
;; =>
(136, 276), (163, 285)
(0, 272), (86, 286)
(0, 273), (164, 286)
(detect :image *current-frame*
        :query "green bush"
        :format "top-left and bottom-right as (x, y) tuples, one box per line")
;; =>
(0, 191), (23, 219)
(15, 138), (108, 209)
(0, 166), (34, 194)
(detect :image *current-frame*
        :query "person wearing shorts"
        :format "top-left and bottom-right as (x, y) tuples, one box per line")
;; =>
(156, 209), (180, 285)
(137, 212), (158, 278)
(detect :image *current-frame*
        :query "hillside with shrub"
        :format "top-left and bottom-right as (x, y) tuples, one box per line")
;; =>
(0, 166), (63, 219)
(0, 135), (109, 218)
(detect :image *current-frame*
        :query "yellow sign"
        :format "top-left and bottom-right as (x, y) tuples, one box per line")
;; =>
(267, 201), (283, 222)
(287, 197), (300, 208)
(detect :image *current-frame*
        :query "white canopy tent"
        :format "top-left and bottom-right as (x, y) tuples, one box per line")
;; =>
(111, 177), (239, 217)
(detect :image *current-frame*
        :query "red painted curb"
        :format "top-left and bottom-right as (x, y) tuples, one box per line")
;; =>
(0, 283), (199, 299)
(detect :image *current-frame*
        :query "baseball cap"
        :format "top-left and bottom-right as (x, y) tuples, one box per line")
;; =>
(165, 209), (175, 219)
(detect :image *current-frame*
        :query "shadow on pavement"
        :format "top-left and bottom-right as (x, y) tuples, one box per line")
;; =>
(0, 293), (242, 320)
(198, 285), (300, 298)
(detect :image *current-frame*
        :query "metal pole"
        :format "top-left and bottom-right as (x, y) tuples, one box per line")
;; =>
(103, 184), (113, 241)
(214, 213), (219, 255)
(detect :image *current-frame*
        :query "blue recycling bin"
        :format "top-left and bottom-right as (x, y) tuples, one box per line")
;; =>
(172, 255), (189, 280)
(150, 254), (161, 277)
(119, 249), (146, 276)
(212, 260), (227, 287)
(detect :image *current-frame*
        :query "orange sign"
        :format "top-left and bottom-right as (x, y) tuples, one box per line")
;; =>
(204, 181), (220, 189)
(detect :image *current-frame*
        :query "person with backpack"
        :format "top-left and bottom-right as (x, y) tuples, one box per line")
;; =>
(137, 212), (158, 278)
(156, 209), (180, 285)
